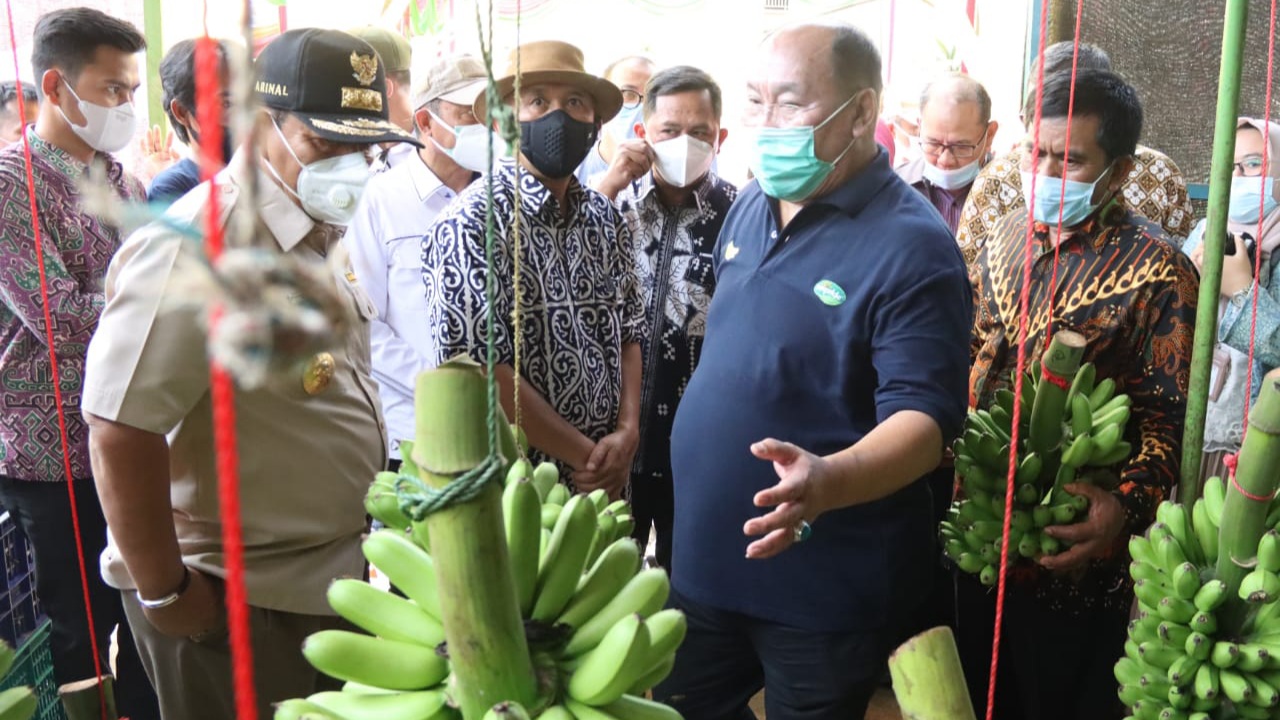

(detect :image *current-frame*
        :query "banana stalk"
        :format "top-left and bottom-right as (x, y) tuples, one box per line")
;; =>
(888, 626), (976, 720)
(1215, 369), (1280, 633)
(411, 359), (537, 718)
(59, 677), (118, 720)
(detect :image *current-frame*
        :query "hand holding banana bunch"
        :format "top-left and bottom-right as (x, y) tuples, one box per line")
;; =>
(278, 452), (685, 720)
(942, 358), (1134, 585)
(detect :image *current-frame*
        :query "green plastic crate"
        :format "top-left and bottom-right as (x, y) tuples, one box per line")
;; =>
(0, 622), (65, 720)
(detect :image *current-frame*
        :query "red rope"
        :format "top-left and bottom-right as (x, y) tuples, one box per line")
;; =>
(1236, 0), (1278, 464)
(195, 27), (258, 720)
(2, 2), (109, 719)
(985, 2), (1057, 718)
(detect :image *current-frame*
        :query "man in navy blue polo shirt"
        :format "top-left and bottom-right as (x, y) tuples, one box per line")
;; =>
(655, 21), (972, 719)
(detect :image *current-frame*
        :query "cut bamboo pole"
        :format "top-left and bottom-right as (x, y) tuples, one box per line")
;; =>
(1216, 368), (1280, 632)
(889, 626), (976, 720)
(59, 677), (117, 720)
(411, 358), (536, 719)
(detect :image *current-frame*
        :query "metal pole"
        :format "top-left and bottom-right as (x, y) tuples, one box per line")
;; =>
(142, 0), (164, 136)
(1181, 0), (1249, 502)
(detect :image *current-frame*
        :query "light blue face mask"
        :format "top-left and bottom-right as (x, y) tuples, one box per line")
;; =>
(1228, 175), (1279, 223)
(1020, 162), (1115, 227)
(607, 102), (644, 141)
(746, 94), (859, 202)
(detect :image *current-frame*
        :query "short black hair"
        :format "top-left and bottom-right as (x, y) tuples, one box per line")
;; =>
(32, 8), (145, 94)
(920, 74), (992, 124)
(1040, 41), (1111, 77)
(642, 65), (722, 121)
(160, 39), (230, 145)
(1035, 68), (1142, 160)
(830, 23), (883, 96)
(0, 81), (38, 117)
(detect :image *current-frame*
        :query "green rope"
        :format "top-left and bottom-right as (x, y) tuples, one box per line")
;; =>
(395, 0), (522, 521)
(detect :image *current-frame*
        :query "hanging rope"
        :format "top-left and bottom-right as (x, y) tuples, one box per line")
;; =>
(194, 2), (258, 717)
(1235, 0), (1277, 461)
(2, 3), (109, 718)
(510, 0), (526, 445)
(396, 0), (520, 519)
(985, 0), (1067, 717)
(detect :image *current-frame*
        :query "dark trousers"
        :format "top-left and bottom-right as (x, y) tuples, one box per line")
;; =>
(0, 477), (159, 720)
(954, 574), (1129, 720)
(653, 590), (889, 720)
(629, 472), (673, 570)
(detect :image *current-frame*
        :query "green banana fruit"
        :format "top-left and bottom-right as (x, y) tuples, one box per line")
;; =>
(506, 458), (534, 486)
(638, 609), (686, 675)
(274, 699), (340, 719)
(1220, 668), (1254, 704)
(603, 694), (684, 720)
(546, 482), (572, 508)
(587, 512), (619, 569)
(308, 689), (452, 720)
(1211, 641), (1240, 669)
(532, 494), (599, 621)
(567, 613), (651, 706)
(542, 503), (564, 530)
(326, 578), (445, 648)
(1060, 432), (1094, 469)
(564, 568), (671, 658)
(504, 478), (543, 615)
(628, 655), (675, 696)
(365, 472), (412, 531)
(1172, 562), (1201, 601)
(558, 538), (643, 629)
(1193, 580), (1227, 613)
(301, 630), (449, 690)
(533, 462), (561, 501)
(362, 530), (442, 619)
(1193, 662), (1218, 700)
(1068, 363), (1096, 405)
(1191, 499), (1219, 566)
(1087, 377), (1116, 409)
(1260, 531), (1280, 573)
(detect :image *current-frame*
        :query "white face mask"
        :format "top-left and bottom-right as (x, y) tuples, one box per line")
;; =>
(58, 77), (136, 153)
(650, 134), (715, 188)
(426, 109), (506, 173)
(922, 156), (982, 190)
(267, 117), (370, 226)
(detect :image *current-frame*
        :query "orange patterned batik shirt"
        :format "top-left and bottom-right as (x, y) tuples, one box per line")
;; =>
(968, 200), (1199, 611)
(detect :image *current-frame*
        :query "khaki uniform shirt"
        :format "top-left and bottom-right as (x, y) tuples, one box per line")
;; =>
(82, 152), (387, 615)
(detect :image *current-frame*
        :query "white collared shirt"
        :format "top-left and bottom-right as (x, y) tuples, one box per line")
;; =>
(344, 150), (464, 458)
(370, 142), (416, 175)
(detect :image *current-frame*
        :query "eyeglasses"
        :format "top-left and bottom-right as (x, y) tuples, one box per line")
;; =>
(1235, 155), (1268, 177)
(918, 127), (990, 161)
(621, 90), (644, 109)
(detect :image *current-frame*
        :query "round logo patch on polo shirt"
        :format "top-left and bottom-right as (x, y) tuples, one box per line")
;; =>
(813, 279), (847, 307)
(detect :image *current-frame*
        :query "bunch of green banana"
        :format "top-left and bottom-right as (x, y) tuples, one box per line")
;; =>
(944, 361), (1134, 585)
(0, 638), (35, 720)
(1117, 484), (1280, 720)
(282, 460), (684, 720)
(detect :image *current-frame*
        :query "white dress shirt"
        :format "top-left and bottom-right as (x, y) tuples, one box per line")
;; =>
(345, 150), (464, 458)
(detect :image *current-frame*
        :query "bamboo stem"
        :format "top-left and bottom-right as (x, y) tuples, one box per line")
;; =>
(1182, 0), (1250, 503)
(1216, 369), (1280, 633)
(889, 626), (977, 720)
(411, 359), (536, 719)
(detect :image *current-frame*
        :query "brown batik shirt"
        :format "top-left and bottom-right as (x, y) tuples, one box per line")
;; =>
(969, 199), (1199, 612)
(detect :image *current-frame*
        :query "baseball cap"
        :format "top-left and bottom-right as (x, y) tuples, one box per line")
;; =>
(412, 55), (487, 111)
(255, 28), (421, 146)
(346, 26), (412, 74)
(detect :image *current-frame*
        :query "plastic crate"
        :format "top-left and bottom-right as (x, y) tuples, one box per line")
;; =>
(0, 513), (40, 648)
(0, 622), (66, 720)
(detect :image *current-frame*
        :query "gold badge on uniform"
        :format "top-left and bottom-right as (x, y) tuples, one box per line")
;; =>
(350, 52), (378, 86)
(303, 352), (336, 395)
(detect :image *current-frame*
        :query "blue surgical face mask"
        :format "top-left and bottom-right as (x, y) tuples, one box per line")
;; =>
(1020, 163), (1115, 227)
(923, 156), (982, 190)
(607, 102), (644, 141)
(746, 93), (859, 202)
(1228, 175), (1279, 223)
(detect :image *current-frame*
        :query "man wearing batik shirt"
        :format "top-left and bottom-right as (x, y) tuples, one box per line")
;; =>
(613, 66), (736, 570)
(960, 69), (1198, 719)
(0, 8), (157, 719)
(955, 42), (1194, 263)
(424, 41), (646, 499)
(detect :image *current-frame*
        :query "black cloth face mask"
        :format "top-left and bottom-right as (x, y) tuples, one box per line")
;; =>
(520, 109), (597, 179)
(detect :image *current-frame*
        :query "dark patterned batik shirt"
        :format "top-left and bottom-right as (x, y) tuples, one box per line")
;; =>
(423, 158), (647, 461)
(0, 129), (144, 481)
(969, 200), (1199, 612)
(616, 172), (737, 480)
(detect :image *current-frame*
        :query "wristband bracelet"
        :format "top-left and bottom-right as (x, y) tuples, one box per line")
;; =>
(138, 566), (191, 610)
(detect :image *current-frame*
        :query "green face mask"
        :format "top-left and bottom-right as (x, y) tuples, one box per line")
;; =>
(746, 93), (859, 202)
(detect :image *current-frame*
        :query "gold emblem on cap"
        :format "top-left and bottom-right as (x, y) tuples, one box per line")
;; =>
(341, 87), (384, 113)
(351, 52), (378, 87)
(303, 352), (336, 395)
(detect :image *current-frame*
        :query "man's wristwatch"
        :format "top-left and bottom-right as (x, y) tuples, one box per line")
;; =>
(138, 566), (191, 610)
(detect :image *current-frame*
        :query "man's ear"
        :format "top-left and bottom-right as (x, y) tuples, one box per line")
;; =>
(635, 124), (647, 141)
(852, 88), (880, 140)
(40, 69), (63, 107)
(1110, 155), (1135, 192)
(414, 107), (433, 136)
(716, 127), (728, 152)
(984, 120), (999, 156)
